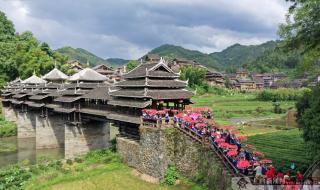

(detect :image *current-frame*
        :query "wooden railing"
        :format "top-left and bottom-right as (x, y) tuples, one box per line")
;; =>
(141, 117), (175, 128)
(304, 159), (320, 180)
(174, 125), (244, 178)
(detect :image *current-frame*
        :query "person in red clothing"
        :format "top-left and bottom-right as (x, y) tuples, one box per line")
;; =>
(276, 170), (284, 185)
(265, 166), (275, 185)
(296, 171), (304, 183)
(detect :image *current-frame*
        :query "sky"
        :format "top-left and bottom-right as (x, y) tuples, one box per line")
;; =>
(0, 0), (290, 59)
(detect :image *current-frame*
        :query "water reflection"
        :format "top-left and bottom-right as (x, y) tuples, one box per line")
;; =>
(0, 137), (64, 168)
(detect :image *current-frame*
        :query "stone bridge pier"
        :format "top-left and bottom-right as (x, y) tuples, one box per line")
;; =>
(36, 114), (65, 149)
(64, 120), (110, 158)
(16, 111), (37, 138)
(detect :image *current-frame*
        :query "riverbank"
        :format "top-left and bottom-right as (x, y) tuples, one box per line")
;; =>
(0, 116), (17, 138)
(0, 149), (204, 190)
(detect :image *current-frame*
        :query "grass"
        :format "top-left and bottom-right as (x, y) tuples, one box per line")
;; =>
(192, 93), (311, 171)
(33, 167), (201, 190)
(0, 116), (17, 138)
(24, 149), (204, 190)
(192, 94), (295, 124)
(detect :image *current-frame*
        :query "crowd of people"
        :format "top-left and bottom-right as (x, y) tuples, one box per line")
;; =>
(141, 108), (317, 188)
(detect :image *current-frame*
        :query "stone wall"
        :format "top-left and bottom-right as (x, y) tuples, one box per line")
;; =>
(64, 120), (110, 158)
(116, 127), (232, 190)
(16, 111), (36, 138)
(116, 137), (140, 168)
(36, 114), (65, 149)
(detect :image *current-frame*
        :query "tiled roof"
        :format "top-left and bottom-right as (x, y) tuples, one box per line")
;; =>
(81, 86), (111, 100)
(115, 79), (186, 88)
(110, 89), (194, 99)
(43, 68), (68, 81)
(69, 68), (108, 82)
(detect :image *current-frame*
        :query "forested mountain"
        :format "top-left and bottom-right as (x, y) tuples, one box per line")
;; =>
(148, 41), (278, 71)
(56, 47), (128, 67)
(210, 41), (278, 71)
(0, 11), (70, 86)
(148, 44), (221, 69)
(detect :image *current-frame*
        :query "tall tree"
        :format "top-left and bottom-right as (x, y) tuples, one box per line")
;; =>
(296, 85), (320, 159)
(126, 60), (139, 72)
(279, 0), (320, 53)
(179, 66), (206, 87)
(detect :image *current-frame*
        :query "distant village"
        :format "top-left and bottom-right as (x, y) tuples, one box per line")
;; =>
(67, 54), (317, 91)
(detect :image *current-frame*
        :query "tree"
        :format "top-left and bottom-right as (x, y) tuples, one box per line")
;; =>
(279, 0), (320, 53)
(126, 60), (139, 71)
(296, 85), (320, 159)
(179, 66), (206, 87)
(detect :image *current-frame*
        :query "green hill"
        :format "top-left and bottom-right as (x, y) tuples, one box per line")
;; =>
(147, 41), (278, 70)
(148, 44), (221, 69)
(55, 47), (128, 67)
(210, 41), (278, 70)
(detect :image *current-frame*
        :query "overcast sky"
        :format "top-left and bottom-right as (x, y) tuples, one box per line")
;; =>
(0, 0), (290, 59)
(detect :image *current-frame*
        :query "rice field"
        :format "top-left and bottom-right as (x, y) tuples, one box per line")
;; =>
(192, 93), (311, 171)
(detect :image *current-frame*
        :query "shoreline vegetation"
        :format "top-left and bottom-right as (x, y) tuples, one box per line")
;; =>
(0, 116), (17, 138)
(0, 149), (204, 190)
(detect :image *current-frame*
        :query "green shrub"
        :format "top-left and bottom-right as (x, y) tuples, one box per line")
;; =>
(0, 166), (32, 190)
(161, 165), (180, 186)
(66, 159), (73, 165)
(74, 157), (83, 163)
(256, 88), (311, 101)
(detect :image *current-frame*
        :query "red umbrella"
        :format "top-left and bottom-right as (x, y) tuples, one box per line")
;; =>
(224, 125), (235, 130)
(211, 132), (221, 138)
(171, 109), (178, 114)
(144, 109), (157, 115)
(157, 110), (166, 115)
(218, 142), (229, 148)
(196, 123), (206, 128)
(184, 116), (193, 123)
(237, 136), (247, 142)
(231, 130), (240, 134)
(226, 144), (238, 150)
(237, 160), (250, 169)
(227, 150), (238, 157)
(215, 138), (225, 143)
(260, 159), (272, 164)
(177, 113), (184, 118)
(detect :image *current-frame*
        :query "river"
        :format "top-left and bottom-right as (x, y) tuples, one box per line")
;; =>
(0, 136), (64, 168)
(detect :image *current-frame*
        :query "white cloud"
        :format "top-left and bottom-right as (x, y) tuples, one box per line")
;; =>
(0, 0), (290, 59)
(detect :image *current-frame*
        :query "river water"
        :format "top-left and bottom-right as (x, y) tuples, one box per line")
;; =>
(0, 137), (64, 168)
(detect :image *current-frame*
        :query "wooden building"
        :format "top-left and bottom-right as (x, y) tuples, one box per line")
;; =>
(143, 54), (160, 63)
(234, 79), (256, 91)
(168, 58), (200, 72)
(236, 69), (249, 79)
(1, 59), (193, 139)
(66, 60), (84, 72)
(205, 70), (225, 86)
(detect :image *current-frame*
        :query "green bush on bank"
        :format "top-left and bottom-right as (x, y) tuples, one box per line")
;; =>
(0, 116), (17, 137)
(256, 88), (311, 101)
(0, 149), (119, 190)
(161, 165), (180, 186)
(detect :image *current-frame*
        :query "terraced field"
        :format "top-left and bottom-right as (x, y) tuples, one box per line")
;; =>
(246, 129), (311, 171)
(192, 94), (312, 171)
